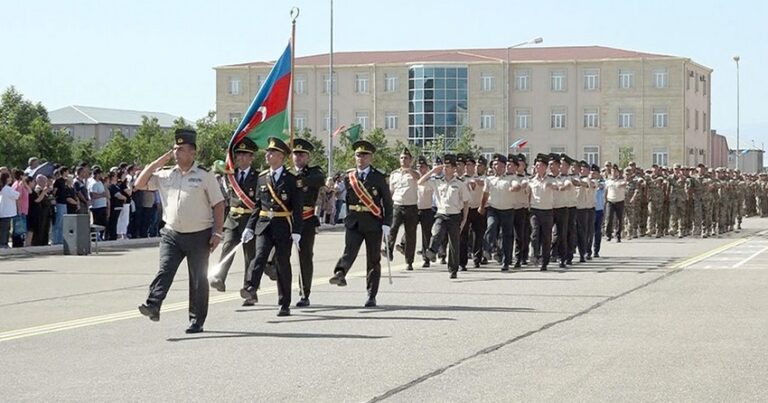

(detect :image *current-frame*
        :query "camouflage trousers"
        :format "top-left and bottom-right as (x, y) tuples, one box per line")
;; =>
(668, 198), (686, 237)
(647, 199), (664, 237)
(690, 198), (703, 237)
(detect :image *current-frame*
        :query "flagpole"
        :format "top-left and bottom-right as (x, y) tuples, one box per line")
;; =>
(327, 0), (334, 176)
(289, 7), (299, 147)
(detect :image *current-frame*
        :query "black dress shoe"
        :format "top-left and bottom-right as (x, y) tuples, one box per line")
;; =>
(473, 261), (480, 268)
(514, 261), (521, 268)
(242, 298), (256, 307)
(209, 277), (225, 292)
(240, 287), (258, 302)
(579, 257), (586, 263)
(364, 298), (377, 307)
(329, 272), (347, 286)
(439, 257), (447, 265)
(296, 298), (310, 307)
(594, 252), (600, 258)
(523, 260), (529, 265)
(406, 264), (413, 271)
(501, 265), (510, 272)
(481, 257), (488, 265)
(424, 249), (437, 262)
(540, 265), (548, 271)
(459, 266), (467, 271)
(559, 262), (566, 268)
(138, 304), (160, 321)
(586, 255), (592, 260)
(185, 323), (203, 334)
(616, 238), (622, 243)
(422, 260), (430, 268)
(449, 271), (457, 279)
(395, 243), (405, 255)
(566, 259), (573, 265)
(277, 307), (291, 317)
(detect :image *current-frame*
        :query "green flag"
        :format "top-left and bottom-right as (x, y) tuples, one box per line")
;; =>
(346, 123), (362, 143)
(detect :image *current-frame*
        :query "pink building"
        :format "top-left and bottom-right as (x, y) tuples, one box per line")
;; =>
(709, 130), (729, 168)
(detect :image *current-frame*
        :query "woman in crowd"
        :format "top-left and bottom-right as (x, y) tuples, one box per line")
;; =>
(11, 170), (30, 247)
(51, 167), (69, 245)
(64, 175), (80, 214)
(318, 177), (337, 225)
(108, 170), (132, 240)
(0, 172), (21, 248)
(28, 175), (54, 246)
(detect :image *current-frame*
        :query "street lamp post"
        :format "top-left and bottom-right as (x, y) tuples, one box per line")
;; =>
(734, 55), (740, 170)
(505, 37), (543, 151)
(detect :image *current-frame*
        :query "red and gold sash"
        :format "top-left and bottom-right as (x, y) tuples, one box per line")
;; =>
(265, 177), (293, 232)
(348, 170), (382, 218)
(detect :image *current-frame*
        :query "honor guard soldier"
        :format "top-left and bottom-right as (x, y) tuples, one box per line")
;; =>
(529, 154), (558, 271)
(420, 154), (470, 278)
(386, 148), (420, 270)
(461, 155), (486, 269)
(136, 129), (226, 334)
(330, 140), (393, 307)
(209, 138), (259, 304)
(291, 138), (325, 307)
(240, 137), (303, 317)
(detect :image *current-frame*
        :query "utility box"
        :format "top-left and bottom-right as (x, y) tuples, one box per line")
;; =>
(63, 214), (91, 255)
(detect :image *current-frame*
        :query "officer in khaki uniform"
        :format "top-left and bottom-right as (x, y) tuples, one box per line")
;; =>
(460, 155), (485, 269)
(136, 129), (226, 334)
(529, 154), (558, 271)
(209, 137), (259, 304)
(480, 154), (516, 271)
(386, 148), (420, 271)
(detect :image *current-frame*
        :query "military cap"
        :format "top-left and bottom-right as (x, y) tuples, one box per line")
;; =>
(579, 160), (589, 168)
(417, 155), (429, 166)
(507, 153), (519, 165)
(477, 155), (488, 165)
(697, 162), (706, 168)
(175, 128), (197, 146)
(456, 153), (467, 164)
(590, 164), (600, 172)
(234, 137), (258, 154)
(466, 155), (476, 164)
(292, 138), (314, 153)
(492, 153), (507, 164)
(265, 136), (291, 154)
(560, 153), (575, 165)
(612, 163), (619, 170)
(549, 153), (561, 163)
(516, 153), (527, 164)
(534, 153), (549, 164)
(673, 163), (682, 169)
(400, 147), (412, 157)
(652, 163), (659, 168)
(443, 153), (457, 166)
(352, 140), (376, 154)
(434, 155), (442, 165)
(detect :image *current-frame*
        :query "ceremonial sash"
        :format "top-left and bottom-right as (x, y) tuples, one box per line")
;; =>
(266, 177), (293, 232)
(348, 171), (382, 218)
(227, 174), (255, 209)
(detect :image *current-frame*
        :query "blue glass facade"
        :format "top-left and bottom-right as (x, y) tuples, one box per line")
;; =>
(408, 66), (468, 147)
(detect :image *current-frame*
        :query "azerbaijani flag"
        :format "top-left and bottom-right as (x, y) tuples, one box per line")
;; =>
(225, 41), (292, 209)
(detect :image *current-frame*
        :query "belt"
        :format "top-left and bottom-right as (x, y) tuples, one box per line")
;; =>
(302, 206), (314, 220)
(230, 207), (253, 215)
(259, 210), (292, 218)
(348, 204), (373, 213)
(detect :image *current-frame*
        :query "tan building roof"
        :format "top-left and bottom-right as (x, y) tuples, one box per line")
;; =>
(218, 46), (674, 68)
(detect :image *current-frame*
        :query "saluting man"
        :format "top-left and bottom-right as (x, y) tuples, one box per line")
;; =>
(240, 137), (303, 317)
(330, 140), (393, 308)
(209, 137), (259, 305)
(290, 138), (325, 307)
(529, 154), (558, 271)
(136, 129), (225, 334)
(387, 148), (420, 271)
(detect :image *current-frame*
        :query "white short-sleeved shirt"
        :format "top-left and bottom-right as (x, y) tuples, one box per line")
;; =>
(483, 175), (516, 210)
(424, 176), (470, 215)
(389, 169), (419, 206)
(147, 165), (225, 233)
(529, 175), (556, 210)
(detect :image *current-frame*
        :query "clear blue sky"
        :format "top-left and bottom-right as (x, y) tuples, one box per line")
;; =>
(2, 0), (766, 150)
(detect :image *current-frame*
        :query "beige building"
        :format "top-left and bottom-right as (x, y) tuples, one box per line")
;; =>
(215, 46), (712, 167)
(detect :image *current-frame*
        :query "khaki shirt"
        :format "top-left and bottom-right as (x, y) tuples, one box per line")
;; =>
(606, 178), (627, 202)
(509, 176), (530, 209)
(552, 175), (568, 209)
(563, 174), (579, 207)
(389, 168), (419, 206)
(483, 175), (516, 210)
(424, 176), (469, 215)
(576, 176), (593, 209)
(464, 175), (485, 209)
(147, 165), (225, 233)
(417, 182), (434, 210)
(529, 175), (556, 210)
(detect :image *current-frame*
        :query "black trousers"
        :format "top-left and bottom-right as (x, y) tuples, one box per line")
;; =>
(417, 208), (435, 262)
(484, 207), (514, 266)
(593, 209), (604, 254)
(297, 222), (317, 298)
(215, 216), (256, 287)
(606, 201), (625, 240)
(530, 208), (553, 267)
(429, 213), (462, 273)
(567, 206), (578, 260)
(388, 204), (418, 264)
(576, 208), (590, 259)
(551, 207), (568, 263)
(512, 208), (529, 264)
(335, 225), (383, 299)
(249, 225), (293, 309)
(460, 207), (485, 267)
(146, 228), (211, 326)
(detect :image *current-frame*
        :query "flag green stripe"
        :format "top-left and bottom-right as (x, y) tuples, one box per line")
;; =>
(248, 111), (289, 148)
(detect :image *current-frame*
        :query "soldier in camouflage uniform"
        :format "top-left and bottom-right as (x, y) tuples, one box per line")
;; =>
(637, 168), (649, 237)
(646, 165), (666, 238)
(689, 164), (706, 238)
(622, 167), (641, 240)
(760, 174), (768, 217)
(716, 168), (730, 234)
(700, 168), (715, 238)
(746, 176), (757, 217)
(667, 165), (688, 238)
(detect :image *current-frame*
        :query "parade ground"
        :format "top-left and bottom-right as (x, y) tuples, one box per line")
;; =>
(2, 219), (768, 402)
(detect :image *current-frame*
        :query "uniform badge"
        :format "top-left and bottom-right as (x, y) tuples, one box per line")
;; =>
(297, 179), (303, 187)
(249, 190), (255, 197)
(372, 188), (378, 196)
(281, 193), (288, 200)
(260, 185), (267, 191)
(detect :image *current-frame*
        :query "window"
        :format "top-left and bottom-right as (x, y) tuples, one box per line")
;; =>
(653, 69), (668, 89)
(355, 73), (369, 93)
(514, 109), (531, 130)
(322, 73), (337, 94)
(694, 73), (699, 92)
(229, 78), (241, 95)
(619, 69), (634, 89)
(618, 108), (634, 128)
(703, 112), (707, 132)
(294, 74), (306, 94)
(652, 147), (668, 166)
(583, 107), (599, 128)
(551, 107), (567, 129)
(584, 146), (599, 165)
(583, 69), (599, 90)
(686, 108), (690, 129)
(355, 111), (369, 130)
(703, 75), (708, 95)
(256, 75), (265, 91)
(407, 66), (468, 146)
(385, 112), (398, 130)
(294, 112), (307, 131)
(514, 69), (530, 91)
(228, 113), (242, 124)
(323, 111), (337, 132)
(653, 107), (668, 128)
(384, 73), (398, 92)
(694, 109), (699, 130)
(480, 111), (495, 129)
(551, 70), (566, 91)
(550, 146), (566, 154)
(480, 73), (495, 92)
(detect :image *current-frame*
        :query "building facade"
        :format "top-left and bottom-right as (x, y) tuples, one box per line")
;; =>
(215, 46), (712, 167)
(728, 149), (764, 173)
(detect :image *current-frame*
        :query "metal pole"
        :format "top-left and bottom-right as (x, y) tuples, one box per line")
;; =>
(327, 0), (334, 175)
(289, 8), (299, 147)
(734, 56), (740, 170)
(505, 46), (510, 151)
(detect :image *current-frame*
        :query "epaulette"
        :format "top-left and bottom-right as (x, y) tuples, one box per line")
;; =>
(285, 170), (297, 177)
(259, 169), (269, 176)
(346, 168), (356, 173)
(375, 168), (387, 175)
(196, 164), (209, 172)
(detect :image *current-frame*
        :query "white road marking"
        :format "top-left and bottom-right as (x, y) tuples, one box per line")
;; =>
(731, 246), (768, 269)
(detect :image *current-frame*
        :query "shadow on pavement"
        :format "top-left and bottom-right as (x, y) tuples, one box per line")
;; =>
(166, 330), (388, 342)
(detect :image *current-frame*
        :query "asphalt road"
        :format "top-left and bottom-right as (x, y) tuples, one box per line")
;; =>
(1, 218), (767, 402)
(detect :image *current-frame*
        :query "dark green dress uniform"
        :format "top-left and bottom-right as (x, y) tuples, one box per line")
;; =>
(210, 138), (259, 294)
(242, 137), (303, 316)
(329, 140), (393, 307)
(292, 138), (325, 306)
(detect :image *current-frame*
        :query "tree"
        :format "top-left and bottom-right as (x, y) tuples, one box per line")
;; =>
(0, 125), (34, 168)
(71, 139), (97, 166)
(97, 130), (134, 169)
(618, 146), (635, 169)
(31, 119), (74, 167)
(454, 126), (483, 156)
(130, 116), (172, 165)
(297, 128), (328, 172)
(0, 86), (49, 135)
(0, 86), (54, 167)
(195, 111), (237, 168)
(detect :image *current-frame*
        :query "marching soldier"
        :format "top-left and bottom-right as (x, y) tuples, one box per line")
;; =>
(413, 156), (434, 268)
(605, 166), (627, 242)
(209, 138), (259, 305)
(136, 129), (226, 334)
(575, 161), (595, 263)
(479, 154), (516, 271)
(387, 148), (420, 271)
(550, 154), (570, 268)
(240, 137), (303, 317)
(514, 154), (532, 266)
(420, 154), (470, 278)
(646, 164), (666, 238)
(529, 154), (557, 271)
(329, 140), (393, 308)
(291, 138), (325, 307)
(560, 154), (579, 264)
(461, 155), (486, 269)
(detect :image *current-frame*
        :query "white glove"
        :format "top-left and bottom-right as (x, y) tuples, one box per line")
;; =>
(382, 225), (391, 237)
(241, 228), (255, 244)
(291, 233), (301, 251)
